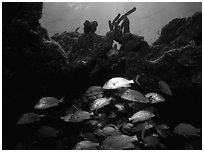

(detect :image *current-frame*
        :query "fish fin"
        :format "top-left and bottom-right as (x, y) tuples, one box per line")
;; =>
(133, 75), (141, 85)
(158, 81), (173, 96)
(73, 105), (79, 110)
(59, 96), (66, 103)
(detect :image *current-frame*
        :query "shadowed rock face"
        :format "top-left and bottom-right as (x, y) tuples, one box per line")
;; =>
(153, 12), (202, 46)
(3, 2), (72, 149)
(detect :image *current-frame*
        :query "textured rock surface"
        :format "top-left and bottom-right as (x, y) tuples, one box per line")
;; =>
(3, 2), (71, 149)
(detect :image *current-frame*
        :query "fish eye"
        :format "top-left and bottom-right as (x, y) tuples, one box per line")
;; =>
(41, 100), (46, 105)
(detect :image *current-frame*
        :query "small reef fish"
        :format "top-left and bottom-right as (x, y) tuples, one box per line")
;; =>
(61, 113), (73, 122)
(134, 119), (156, 132)
(173, 123), (201, 139)
(34, 96), (65, 109)
(155, 124), (172, 138)
(156, 124), (170, 130)
(143, 135), (161, 149)
(94, 124), (120, 137)
(17, 112), (44, 125)
(36, 126), (58, 138)
(69, 110), (94, 123)
(90, 97), (113, 112)
(101, 134), (138, 150)
(103, 75), (140, 89)
(129, 110), (155, 123)
(158, 81), (173, 96)
(121, 123), (135, 135)
(145, 93), (165, 103)
(72, 141), (100, 150)
(114, 103), (125, 112)
(118, 88), (149, 103)
(85, 86), (104, 98)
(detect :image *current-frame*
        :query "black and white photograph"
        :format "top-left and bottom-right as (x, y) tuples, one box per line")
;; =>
(2, 1), (202, 150)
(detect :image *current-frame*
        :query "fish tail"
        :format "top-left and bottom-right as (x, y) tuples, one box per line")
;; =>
(60, 96), (66, 103)
(133, 75), (141, 85)
(132, 134), (138, 141)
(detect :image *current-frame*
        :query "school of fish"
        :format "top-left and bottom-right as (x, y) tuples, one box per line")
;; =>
(15, 75), (201, 150)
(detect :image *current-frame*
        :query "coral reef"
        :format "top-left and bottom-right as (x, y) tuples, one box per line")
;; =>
(2, 2), (201, 150)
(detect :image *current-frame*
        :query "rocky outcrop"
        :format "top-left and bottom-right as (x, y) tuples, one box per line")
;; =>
(153, 12), (202, 46)
(3, 2), (201, 149)
(3, 3), (71, 149)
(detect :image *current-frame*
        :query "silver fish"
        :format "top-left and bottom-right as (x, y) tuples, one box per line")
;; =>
(134, 119), (156, 132)
(72, 141), (100, 150)
(84, 120), (100, 131)
(85, 86), (104, 99)
(61, 113), (73, 122)
(155, 124), (171, 138)
(90, 97), (113, 111)
(36, 126), (58, 138)
(143, 135), (160, 148)
(94, 124), (120, 137)
(156, 124), (170, 130)
(101, 134), (138, 150)
(103, 76), (140, 89)
(17, 112), (44, 125)
(129, 110), (155, 123)
(145, 93), (165, 103)
(173, 123), (201, 139)
(114, 103), (125, 112)
(69, 110), (93, 123)
(158, 81), (173, 96)
(118, 88), (149, 103)
(121, 123), (135, 136)
(34, 96), (64, 109)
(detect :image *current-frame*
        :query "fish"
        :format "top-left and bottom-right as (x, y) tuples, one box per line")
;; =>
(102, 76), (140, 89)
(120, 123), (135, 136)
(84, 120), (100, 131)
(118, 88), (149, 103)
(129, 110), (155, 123)
(79, 132), (99, 143)
(173, 123), (201, 139)
(16, 112), (44, 125)
(134, 119), (156, 132)
(155, 124), (172, 138)
(158, 81), (173, 96)
(69, 110), (94, 123)
(34, 96), (65, 109)
(36, 126), (58, 138)
(72, 141), (100, 150)
(156, 124), (170, 130)
(97, 113), (109, 127)
(145, 93), (165, 104)
(143, 135), (161, 149)
(192, 72), (202, 84)
(84, 86), (104, 101)
(90, 97), (113, 112)
(101, 134), (138, 150)
(61, 113), (73, 122)
(114, 103), (125, 112)
(94, 124), (121, 137)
